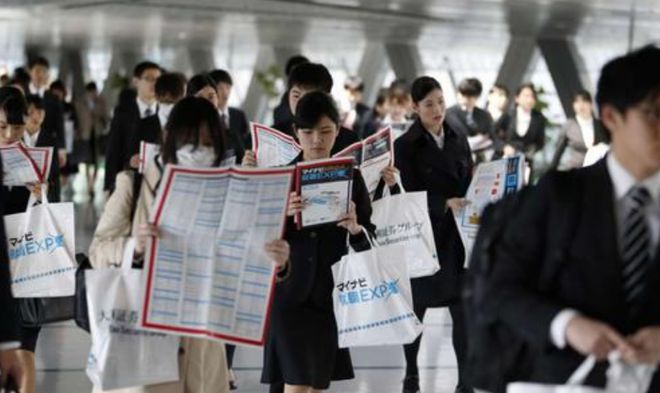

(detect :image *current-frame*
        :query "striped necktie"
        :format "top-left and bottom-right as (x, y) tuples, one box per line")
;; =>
(621, 186), (652, 317)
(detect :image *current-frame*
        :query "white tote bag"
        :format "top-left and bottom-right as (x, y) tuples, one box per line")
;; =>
(507, 353), (657, 393)
(332, 231), (423, 348)
(371, 182), (439, 278)
(4, 191), (76, 298)
(86, 239), (180, 390)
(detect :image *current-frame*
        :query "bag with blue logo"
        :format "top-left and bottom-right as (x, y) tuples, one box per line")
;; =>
(4, 190), (76, 298)
(332, 231), (423, 348)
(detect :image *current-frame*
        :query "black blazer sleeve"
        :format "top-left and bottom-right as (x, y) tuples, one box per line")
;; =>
(229, 107), (251, 150)
(0, 158), (20, 344)
(486, 174), (567, 350)
(37, 132), (61, 203)
(104, 106), (135, 191)
(349, 169), (376, 251)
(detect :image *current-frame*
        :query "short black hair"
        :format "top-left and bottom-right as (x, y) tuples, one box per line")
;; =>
(489, 83), (509, 97)
(162, 96), (227, 166)
(287, 63), (333, 93)
(293, 91), (340, 129)
(186, 73), (216, 97)
(457, 78), (483, 97)
(11, 67), (30, 92)
(26, 94), (44, 111)
(515, 83), (537, 99)
(28, 56), (50, 70)
(596, 45), (660, 114)
(209, 69), (233, 86)
(133, 61), (161, 79)
(285, 55), (310, 77)
(85, 82), (98, 91)
(0, 86), (27, 125)
(411, 76), (442, 104)
(49, 80), (66, 94)
(156, 73), (186, 100)
(573, 90), (592, 103)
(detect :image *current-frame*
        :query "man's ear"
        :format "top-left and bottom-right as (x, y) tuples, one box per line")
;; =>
(600, 104), (622, 137)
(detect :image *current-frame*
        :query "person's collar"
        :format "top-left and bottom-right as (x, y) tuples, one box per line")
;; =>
(29, 83), (46, 97)
(218, 105), (229, 117)
(136, 96), (157, 115)
(576, 115), (593, 125)
(516, 106), (531, 119)
(607, 152), (660, 203)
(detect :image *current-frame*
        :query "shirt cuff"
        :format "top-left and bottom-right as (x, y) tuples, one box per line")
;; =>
(0, 341), (21, 351)
(550, 309), (579, 349)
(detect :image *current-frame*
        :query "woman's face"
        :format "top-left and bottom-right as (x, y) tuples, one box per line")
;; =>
(516, 87), (536, 112)
(413, 88), (446, 130)
(295, 115), (339, 160)
(0, 110), (25, 146)
(195, 86), (219, 109)
(489, 89), (508, 111)
(573, 97), (593, 119)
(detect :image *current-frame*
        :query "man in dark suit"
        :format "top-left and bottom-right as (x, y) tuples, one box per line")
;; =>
(343, 76), (371, 136)
(24, 94), (61, 202)
(104, 61), (161, 192)
(272, 62), (358, 155)
(209, 69), (250, 155)
(445, 78), (495, 162)
(273, 55), (309, 126)
(128, 72), (186, 165)
(482, 45), (660, 392)
(0, 154), (25, 391)
(28, 56), (67, 169)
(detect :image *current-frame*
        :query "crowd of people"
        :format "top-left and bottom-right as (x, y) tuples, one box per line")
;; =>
(0, 43), (659, 393)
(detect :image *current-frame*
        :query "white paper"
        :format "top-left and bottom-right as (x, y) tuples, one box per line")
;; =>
(455, 155), (525, 267)
(24, 145), (53, 181)
(583, 143), (610, 167)
(386, 121), (413, 140)
(251, 122), (301, 167)
(334, 127), (394, 197)
(140, 165), (293, 346)
(139, 142), (160, 174)
(0, 143), (42, 186)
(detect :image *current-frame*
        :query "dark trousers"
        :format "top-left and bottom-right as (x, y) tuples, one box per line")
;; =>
(403, 302), (470, 388)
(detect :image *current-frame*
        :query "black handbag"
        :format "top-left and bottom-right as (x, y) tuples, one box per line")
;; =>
(74, 253), (93, 333)
(18, 296), (75, 328)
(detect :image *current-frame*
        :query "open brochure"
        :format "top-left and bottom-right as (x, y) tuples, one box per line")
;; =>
(386, 120), (413, 139)
(454, 155), (525, 267)
(295, 157), (354, 229)
(334, 126), (394, 197)
(0, 142), (52, 186)
(140, 164), (294, 346)
(251, 122), (302, 167)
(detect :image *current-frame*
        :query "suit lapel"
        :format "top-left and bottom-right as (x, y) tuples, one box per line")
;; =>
(411, 122), (463, 184)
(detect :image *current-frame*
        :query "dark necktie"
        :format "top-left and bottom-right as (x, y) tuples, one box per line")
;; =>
(621, 186), (652, 317)
(144, 107), (153, 118)
(220, 113), (228, 129)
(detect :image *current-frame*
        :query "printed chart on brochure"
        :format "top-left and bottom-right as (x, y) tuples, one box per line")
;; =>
(455, 155), (525, 266)
(140, 164), (293, 346)
(251, 123), (302, 167)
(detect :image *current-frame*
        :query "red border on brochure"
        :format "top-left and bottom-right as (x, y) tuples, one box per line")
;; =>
(332, 141), (362, 163)
(142, 164), (294, 346)
(0, 143), (44, 183)
(294, 157), (355, 230)
(25, 146), (52, 181)
(250, 122), (301, 160)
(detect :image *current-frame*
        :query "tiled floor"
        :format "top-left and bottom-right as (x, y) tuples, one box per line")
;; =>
(34, 168), (460, 393)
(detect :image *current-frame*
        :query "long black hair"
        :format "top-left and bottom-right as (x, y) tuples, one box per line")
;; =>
(161, 96), (226, 166)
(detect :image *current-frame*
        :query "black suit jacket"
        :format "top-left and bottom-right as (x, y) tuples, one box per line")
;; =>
(488, 160), (660, 388)
(104, 98), (140, 191)
(35, 130), (61, 203)
(394, 119), (474, 306)
(43, 91), (66, 150)
(227, 107), (249, 161)
(445, 105), (494, 139)
(503, 109), (546, 159)
(129, 114), (162, 160)
(271, 121), (359, 156)
(272, 92), (292, 126)
(0, 156), (20, 344)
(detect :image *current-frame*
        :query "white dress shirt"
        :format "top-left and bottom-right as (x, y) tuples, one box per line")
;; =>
(550, 153), (660, 348)
(136, 97), (157, 119)
(515, 107), (532, 137)
(427, 128), (445, 150)
(576, 116), (596, 149)
(29, 83), (47, 98)
(22, 130), (40, 148)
